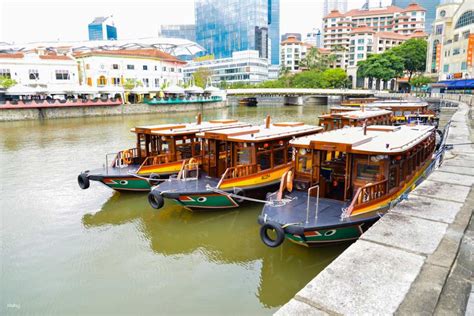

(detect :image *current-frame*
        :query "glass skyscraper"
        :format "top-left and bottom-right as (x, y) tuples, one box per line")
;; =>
(88, 16), (117, 41)
(392, 0), (441, 33)
(323, 0), (348, 16)
(195, 0), (280, 65)
(160, 24), (196, 42)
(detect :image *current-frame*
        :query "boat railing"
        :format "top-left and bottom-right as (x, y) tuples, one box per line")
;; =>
(217, 164), (259, 189)
(306, 185), (320, 224)
(342, 179), (388, 219)
(111, 148), (140, 168)
(176, 158), (199, 181)
(138, 153), (174, 169)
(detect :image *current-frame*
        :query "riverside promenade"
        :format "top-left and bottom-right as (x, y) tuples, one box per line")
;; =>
(277, 96), (474, 315)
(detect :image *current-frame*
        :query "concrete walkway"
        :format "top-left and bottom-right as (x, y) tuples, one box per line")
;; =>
(277, 100), (474, 315)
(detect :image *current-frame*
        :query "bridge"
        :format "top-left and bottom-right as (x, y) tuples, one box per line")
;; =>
(226, 88), (377, 105)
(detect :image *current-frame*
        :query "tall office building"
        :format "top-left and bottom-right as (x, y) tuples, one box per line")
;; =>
(159, 24), (196, 42)
(392, 0), (441, 32)
(362, 0), (392, 9)
(195, 0), (280, 65)
(88, 16), (117, 41)
(323, 0), (348, 16)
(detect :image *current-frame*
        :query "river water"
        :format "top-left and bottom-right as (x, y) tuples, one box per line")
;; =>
(0, 104), (349, 315)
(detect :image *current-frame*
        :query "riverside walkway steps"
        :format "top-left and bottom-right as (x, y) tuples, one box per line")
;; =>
(276, 98), (474, 315)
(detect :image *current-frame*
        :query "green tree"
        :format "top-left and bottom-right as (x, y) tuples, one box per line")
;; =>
(291, 70), (324, 88)
(410, 75), (432, 91)
(391, 38), (427, 83)
(300, 48), (337, 72)
(192, 67), (213, 88)
(357, 52), (404, 89)
(321, 68), (349, 88)
(123, 78), (142, 90)
(0, 76), (17, 89)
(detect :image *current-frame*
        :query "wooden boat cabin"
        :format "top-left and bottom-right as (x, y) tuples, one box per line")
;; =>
(340, 97), (378, 107)
(148, 117), (323, 210)
(366, 101), (435, 125)
(258, 124), (440, 248)
(318, 109), (392, 131)
(77, 115), (251, 192)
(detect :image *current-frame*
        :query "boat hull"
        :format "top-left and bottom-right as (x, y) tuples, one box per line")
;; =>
(260, 152), (440, 247)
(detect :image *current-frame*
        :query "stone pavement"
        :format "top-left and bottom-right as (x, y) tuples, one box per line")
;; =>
(276, 100), (474, 315)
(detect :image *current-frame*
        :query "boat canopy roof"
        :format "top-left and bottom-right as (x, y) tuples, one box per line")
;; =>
(131, 119), (249, 136)
(367, 101), (428, 109)
(198, 122), (323, 143)
(319, 109), (392, 120)
(290, 124), (434, 154)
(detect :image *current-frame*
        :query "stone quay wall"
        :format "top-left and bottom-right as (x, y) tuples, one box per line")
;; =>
(277, 95), (474, 315)
(0, 101), (227, 122)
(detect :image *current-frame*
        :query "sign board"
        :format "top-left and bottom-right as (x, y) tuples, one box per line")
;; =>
(468, 34), (474, 67)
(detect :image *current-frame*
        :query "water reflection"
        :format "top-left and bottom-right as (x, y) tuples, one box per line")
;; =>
(83, 193), (349, 308)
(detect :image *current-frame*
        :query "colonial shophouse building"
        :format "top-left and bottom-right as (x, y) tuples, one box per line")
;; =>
(426, 0), (474, 81)
(0, 50), (79, 89)
(75, 49), (185, 90)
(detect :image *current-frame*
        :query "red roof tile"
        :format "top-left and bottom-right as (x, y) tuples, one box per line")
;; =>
(325, 10), (344, 19)
(402, 3), (426, 12)
(0, 53), (24, 59)
(76, 49), (186, 64)
(344, 6), (403, 18)
(39, 55), (73, 60)
(352, 25), (376, 34)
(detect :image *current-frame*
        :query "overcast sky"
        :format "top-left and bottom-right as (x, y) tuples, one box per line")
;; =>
(1, 0), (369, 44)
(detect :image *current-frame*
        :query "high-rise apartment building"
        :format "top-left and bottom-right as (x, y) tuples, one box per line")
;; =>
(392, 0), (441, 33)
(324, 0), (348, 17)
(159, 24), (196, 42)
(195, 0), (280, 65)
(323, 3), (427, 69)
(88, 16), (117, 41)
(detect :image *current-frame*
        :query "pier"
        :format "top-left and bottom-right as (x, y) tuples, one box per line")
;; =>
(277, 95), (474, 315)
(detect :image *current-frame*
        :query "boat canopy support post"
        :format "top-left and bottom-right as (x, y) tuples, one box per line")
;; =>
(306, 185), (320, 224)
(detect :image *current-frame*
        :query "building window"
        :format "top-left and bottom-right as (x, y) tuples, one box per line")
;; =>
(154, 78), (160, 87)
(55, 70), (70, 80)
(461, 62), (467, 70)
(112, 77), (121, 85)
(170, 67), (175, 72)
(443, 64), (449, 72)
(162, 66), (167, 72)
(97, 75), (107, 86)
(455, 10), (474, 29)
(155, 66), (158, 71)
(357, 53), (364, 59)
(358, 46), (364, 51)
(143, 65), (148, 71)
(112, 64), (119, 70)
(357, 39), (364, 44)
(142, 78), (149, 87)
(0, 69), (11, 78)
(454, 34), (459, 42)
(453, 48), (461, 55)
(127, 64), (134, 70)
(29, 69), (39, 80)
(435, 25), (443, 35)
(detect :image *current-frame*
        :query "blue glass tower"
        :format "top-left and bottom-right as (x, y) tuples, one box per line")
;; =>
(392, 0), (441, 33)
(88, 16), (117, 41)
(195, 0), (280, 65)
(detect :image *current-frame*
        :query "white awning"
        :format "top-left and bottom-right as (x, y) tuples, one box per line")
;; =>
(164, 85), (185, 94)
(185, 85), (204, 94)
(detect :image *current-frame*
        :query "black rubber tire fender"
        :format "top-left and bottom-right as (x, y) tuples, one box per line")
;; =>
(233, 187), (245, 203)
(78, 173), (90, 190)
(260, 221), (285, 248)
(148, 173), (161, 185)
(148, 190), (164, 209)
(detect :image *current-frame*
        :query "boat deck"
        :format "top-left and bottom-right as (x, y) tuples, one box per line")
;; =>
(155, 173), (220, 194)
(87, 164), (140, 177)
(263, 191), (352, 229)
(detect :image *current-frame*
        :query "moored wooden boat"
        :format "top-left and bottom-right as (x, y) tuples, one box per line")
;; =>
(318, 108), (392, 131)
(340, 97), (378, 107)
(148, 117), (323, 210)
(77, 114), (251, 192)
(258, 122), (450, 248)
(239, 97), (258, 107)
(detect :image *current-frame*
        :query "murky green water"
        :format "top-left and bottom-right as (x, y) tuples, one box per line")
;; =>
(0, 104), (349, 315)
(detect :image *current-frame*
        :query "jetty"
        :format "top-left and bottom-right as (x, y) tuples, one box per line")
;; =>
(277, 95), (474, 315)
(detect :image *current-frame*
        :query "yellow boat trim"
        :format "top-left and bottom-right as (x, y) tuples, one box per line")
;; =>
(219, 165), (291, 189)
(137, 161), (183, 175)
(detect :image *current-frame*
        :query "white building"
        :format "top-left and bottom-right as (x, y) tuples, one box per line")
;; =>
(426, 0), (474, 81)
(323, 3), (427, 69)
(183, 50), (269, 85)
(280, 35), (332, 73)
(75, 49), (185, 90)
(346, 27), (427, 89)
(0, 50), (79, 89)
